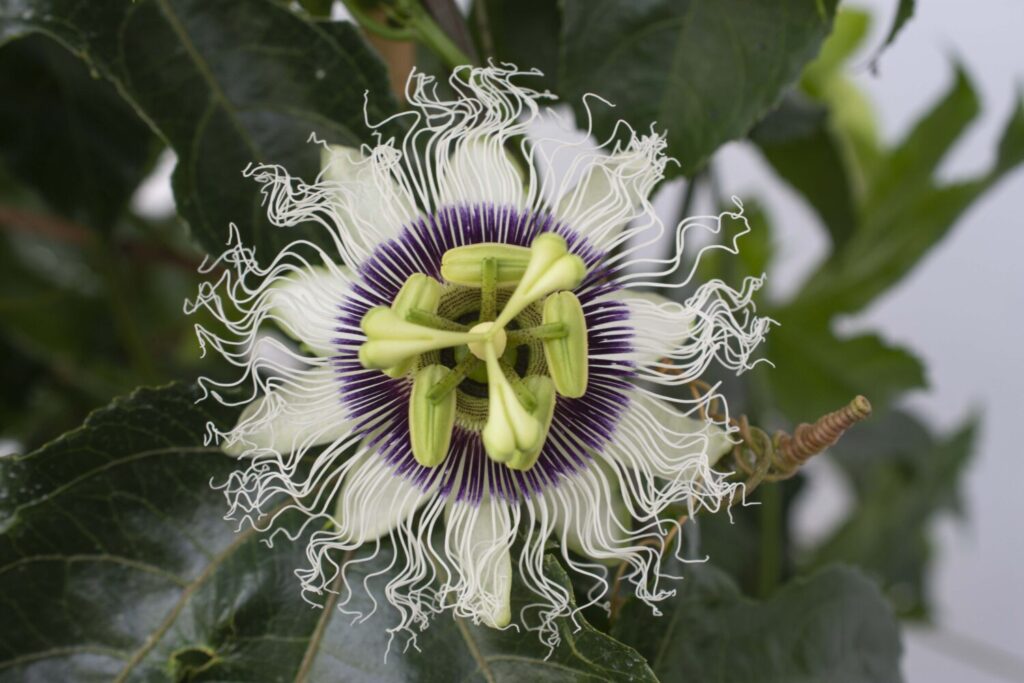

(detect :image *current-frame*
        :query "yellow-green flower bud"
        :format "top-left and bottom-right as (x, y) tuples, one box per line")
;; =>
(440, 243), (532, 287)
(541, 291), (589, 398)
(409, 364), (457, 467)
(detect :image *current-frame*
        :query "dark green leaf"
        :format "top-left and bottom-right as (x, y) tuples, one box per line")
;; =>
(559, 0), (838, 176)
(0, 35), (156, 232)
(809, 414), (977, 618)
(751, 93), (858, 249)
(474, 0), (561, 91)
(304, 552), (657, 682)
(880, 0), (914, 53)
(0, 384), (654, 682)
(1, 0), (399, 260)
(611, 562), (903, 682)
(764, 315), (925, 421)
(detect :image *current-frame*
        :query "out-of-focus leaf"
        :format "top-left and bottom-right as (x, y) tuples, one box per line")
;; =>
(0, 35), (156, 232)
(994, 92), (1024, 174)
(473, 0), (560, 91)
(0, 383), (654, 682)
(611, 561), (903, 683)
(880, 0), (914, 54)
(0, 233), (128, 397)
(809, 413), (976, 617)
(0, 0), (398, 261)
(802, 8), (871, 93)
(559, 0), (838, 176)
(794, 76), (1024, 316)
(764, 315), (925, 422)
(751, 94), (858, 249)
(863, 67), (979, 227)
(800, 8), (881, 182)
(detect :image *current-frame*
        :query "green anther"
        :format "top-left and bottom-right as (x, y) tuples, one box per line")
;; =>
(406, 308), (469, 332)
(493, 233), (587, 328)
(409, 364), (457, 467)
(481, 342), (543, 466)
(381, 274), (443, 377)
(426, 355), (481, 403)
(358, 307), (486, 370)
(504, 375), (556, 471)
(479, 257), (498, 321)
(440, 243), (532, 287)
(542, 291), (589, 398)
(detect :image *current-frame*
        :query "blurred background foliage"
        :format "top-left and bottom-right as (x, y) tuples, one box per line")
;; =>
(0, 0), (1021, 681)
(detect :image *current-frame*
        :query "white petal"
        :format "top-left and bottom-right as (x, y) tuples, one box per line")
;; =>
(555, 137), (664, 245)
(321, 144), (416, 246)
(266, 265), (349, 357)
(614, 290), (696, 366)
(223, 366), (351, 456)
(438, 137), (525, 207)
(550, 465), (632, 566)
(445, 495), (513, 628)
(334, 452), (434, 543)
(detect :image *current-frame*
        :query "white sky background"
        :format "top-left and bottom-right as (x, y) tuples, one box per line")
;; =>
(128, 1), (1024, 679)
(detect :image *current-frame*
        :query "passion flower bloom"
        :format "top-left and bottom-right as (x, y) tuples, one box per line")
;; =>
(189, 65), (770, 646)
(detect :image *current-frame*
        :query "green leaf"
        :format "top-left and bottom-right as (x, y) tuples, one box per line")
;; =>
(794, 72), (1024, 316)
(809, 413), (976, 618)
(0, 383), (654, 681)
(611, 562), (903, 682)
(559, 0), (838, 176)
(1, 0), (399, 260)
(751, 93), (858, 249)
(880, 0), (914, 53)
(763, 315), (925, 421)
(863, 66), (979, 227)
(0, 35), (156, 232)
(473, 0), (561, 91)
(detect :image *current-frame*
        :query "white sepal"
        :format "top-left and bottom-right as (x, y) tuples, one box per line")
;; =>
(266, 265), (350, 357)
(334, 451), (434, 543)
(222, 365), (351, 456)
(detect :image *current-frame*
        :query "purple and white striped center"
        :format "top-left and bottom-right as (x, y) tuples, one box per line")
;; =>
(332, 204), (636, 503)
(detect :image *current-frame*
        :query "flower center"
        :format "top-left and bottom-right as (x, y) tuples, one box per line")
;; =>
(357, 233), (590, 471)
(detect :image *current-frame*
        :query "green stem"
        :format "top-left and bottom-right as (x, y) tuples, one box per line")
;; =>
(427, 355), (479, 403)
(406, 308), (468, 332)
(498, 360), (537, 412)
(402, 1), (473, 68)
(747, 377), (782, 598)
(756, 482), (782, 597)
(506, 323), (567, 345)
(480, 257), (497, 322)
(341, 0), (417, 40)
